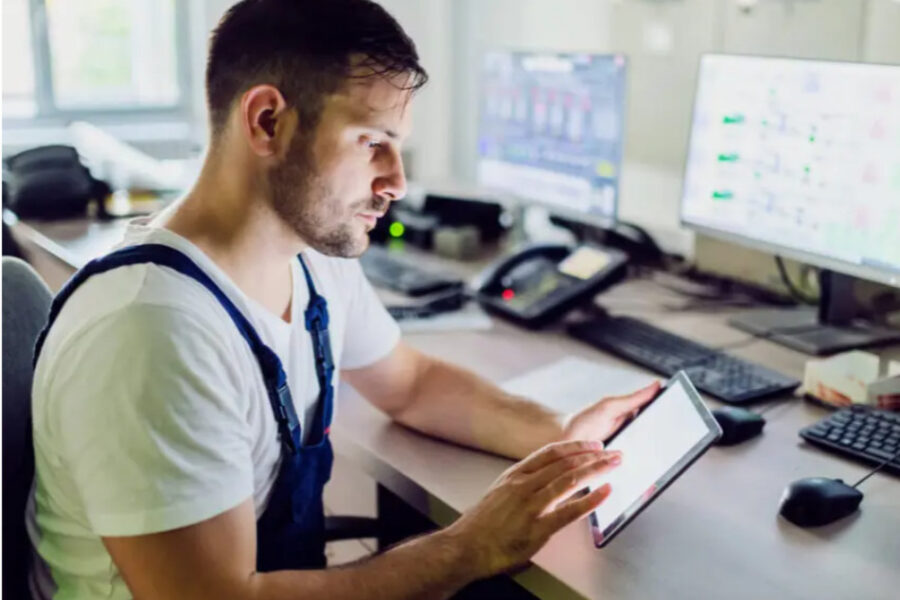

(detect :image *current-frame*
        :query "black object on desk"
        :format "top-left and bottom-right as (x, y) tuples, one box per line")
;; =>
(712, 406), (766, 445)
(4, 145), (111, 220)
(360, 245), (463, 297)
(568, 315), (800, 404)
(473, 243), (628, 329)
(799, 405), (900, 476)
(778, 477), (864, 527)
(386, 289), (467, 321)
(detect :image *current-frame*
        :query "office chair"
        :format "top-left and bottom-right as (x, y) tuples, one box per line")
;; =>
(2, 257), (52, 599)
(1, 259), (379, 597)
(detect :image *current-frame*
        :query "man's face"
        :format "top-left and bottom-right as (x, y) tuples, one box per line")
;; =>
(268, 74), (412, 258)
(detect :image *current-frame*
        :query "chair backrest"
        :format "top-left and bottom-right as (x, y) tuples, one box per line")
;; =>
(2, 257), (52, 599)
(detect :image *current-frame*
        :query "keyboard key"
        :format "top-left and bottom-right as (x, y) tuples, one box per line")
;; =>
(868, 447), (899, 462)
(806, 425), (830, 437)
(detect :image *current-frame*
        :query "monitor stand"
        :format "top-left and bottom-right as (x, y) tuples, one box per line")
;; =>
(729, 270), (900, 356)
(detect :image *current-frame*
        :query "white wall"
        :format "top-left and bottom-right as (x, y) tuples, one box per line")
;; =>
(376, 0), (454, 182)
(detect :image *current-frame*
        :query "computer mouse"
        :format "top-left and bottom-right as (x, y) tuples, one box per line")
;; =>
(778, 477), (863, 527)
(712, 407), (765, 445)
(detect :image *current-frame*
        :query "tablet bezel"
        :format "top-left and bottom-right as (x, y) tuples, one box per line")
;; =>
(589, 370), (722, 548)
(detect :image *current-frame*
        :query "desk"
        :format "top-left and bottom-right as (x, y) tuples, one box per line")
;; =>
(12, 217), (900, 600)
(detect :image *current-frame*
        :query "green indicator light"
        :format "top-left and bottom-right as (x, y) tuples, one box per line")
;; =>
(717, 153), (739, 162)
(809, 135), (816, 142)
(723, 114), (745, 125)
(804, 165), (810, 173)
(712, 191), (734, 200)
(389, 222), (405, 238)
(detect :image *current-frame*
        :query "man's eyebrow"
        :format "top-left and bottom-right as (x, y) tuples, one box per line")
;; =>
(366, 125), (403, 141)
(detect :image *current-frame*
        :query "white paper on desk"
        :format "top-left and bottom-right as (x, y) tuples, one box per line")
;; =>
(398, 303), (493, 334)
(501, 356), (655, 414)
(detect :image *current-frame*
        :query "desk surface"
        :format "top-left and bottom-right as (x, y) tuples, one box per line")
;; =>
(334, 278), (900, 600)
(13, 217), (900, 600)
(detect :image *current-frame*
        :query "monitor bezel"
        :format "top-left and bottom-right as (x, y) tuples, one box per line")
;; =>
(679, 52), (900, 289)
(476, 48), (629, 230)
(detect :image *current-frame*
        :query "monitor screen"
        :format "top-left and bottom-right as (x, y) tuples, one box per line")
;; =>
(477, 51), (627, 226)
(681, 54), (900, 286)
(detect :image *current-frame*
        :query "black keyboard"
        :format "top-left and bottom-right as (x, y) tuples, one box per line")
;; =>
(568, 315), (800, 404)
(800, 406), (900, 476)
(360, 246), (463, 297)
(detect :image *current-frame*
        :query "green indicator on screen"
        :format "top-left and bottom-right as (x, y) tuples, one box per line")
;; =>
(717, 153), (739, 162)
(389, 222), (405, 238)
(723, 114), (745, 125)
(712, 190), (734, 200)
(804, 165), (810, 173)
(809, 135), (816, 142)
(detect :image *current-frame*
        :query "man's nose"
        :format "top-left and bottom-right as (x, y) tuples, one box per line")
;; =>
(373, 147), (407, 203)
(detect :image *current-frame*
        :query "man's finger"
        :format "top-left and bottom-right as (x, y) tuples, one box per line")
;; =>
(524, 450), (621, 492)
(543, 483), (613, 533)
(515, 440), (605, 474)
(533, 454), (621, 508)
(610, 381), (661, 412)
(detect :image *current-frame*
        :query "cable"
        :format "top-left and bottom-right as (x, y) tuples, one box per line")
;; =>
(852, 447), (900, 489)
(775, 255), (818, 305)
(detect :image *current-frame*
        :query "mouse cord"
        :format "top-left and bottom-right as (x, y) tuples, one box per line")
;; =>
(852, 447), (900, 489)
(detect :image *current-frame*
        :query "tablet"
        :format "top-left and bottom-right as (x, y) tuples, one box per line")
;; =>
(588, 370), (722, 547)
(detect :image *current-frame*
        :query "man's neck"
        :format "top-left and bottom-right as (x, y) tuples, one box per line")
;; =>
(156, 155), (302, 322)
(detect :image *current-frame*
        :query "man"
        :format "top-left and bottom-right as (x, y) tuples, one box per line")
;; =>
(28, 1), (658, 598)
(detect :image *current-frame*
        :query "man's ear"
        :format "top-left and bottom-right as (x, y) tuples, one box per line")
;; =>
(239, 84), (296, 158)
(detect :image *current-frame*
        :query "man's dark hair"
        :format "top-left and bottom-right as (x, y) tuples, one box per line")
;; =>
(206, 0), (428, 138)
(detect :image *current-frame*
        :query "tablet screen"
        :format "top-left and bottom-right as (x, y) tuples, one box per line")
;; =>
(588, 371), (721, 547)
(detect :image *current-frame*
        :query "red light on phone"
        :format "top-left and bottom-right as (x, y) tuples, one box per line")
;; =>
(502, 289), (515, 301)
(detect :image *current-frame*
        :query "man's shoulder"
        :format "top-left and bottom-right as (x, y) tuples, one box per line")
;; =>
(38, 263), (238, 371)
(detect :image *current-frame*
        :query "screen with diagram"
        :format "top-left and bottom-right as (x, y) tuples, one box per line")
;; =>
(477, 51), (627, 224)
(681, 55), (900, 279)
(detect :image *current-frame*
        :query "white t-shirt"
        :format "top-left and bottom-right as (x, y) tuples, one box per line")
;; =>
(27, 218), (401, 600)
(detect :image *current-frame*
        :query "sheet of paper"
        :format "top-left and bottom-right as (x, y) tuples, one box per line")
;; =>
(502, 356), (656, 414)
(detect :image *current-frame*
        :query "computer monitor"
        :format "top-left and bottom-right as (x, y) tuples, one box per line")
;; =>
(477, 51), (627, 228)
(681, 54), (900, 354)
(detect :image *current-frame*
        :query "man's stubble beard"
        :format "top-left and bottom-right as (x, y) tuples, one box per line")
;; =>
(268, 136), (380, 258)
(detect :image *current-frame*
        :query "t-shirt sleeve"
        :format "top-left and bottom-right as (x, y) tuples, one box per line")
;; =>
(45, 303), (255, 537)
(339, 259), (401, 370)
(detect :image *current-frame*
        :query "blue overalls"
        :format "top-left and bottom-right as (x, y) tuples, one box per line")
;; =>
(33, 243), (336, 571)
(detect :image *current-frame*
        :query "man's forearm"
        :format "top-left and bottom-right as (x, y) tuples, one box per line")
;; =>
(392, 355), (564, 460)
(248, 528), (478, 600)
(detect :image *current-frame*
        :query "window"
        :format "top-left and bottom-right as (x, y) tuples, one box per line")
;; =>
(2, 0), (190, 122)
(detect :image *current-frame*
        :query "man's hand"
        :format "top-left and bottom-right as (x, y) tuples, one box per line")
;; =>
(446, 440), (621, 578)
(562, 381), (661, 445)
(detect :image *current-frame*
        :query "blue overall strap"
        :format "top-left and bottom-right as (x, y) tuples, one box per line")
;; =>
(296, 255), (335, 438)
(32, 243), (304, 454)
